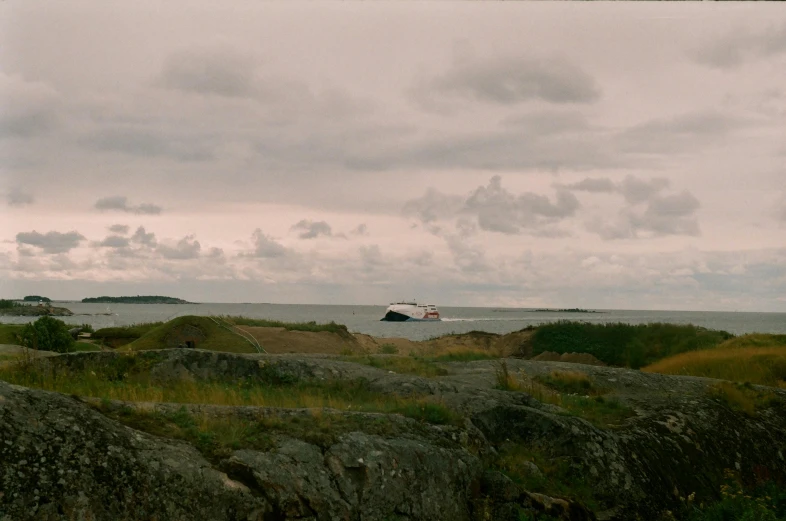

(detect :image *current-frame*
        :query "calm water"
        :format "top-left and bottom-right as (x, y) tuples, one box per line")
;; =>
(4, 303), (786, 341)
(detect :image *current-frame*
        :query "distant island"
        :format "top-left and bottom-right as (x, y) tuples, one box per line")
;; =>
(81, 295), (193, 304)
(23, 295), (51, 303)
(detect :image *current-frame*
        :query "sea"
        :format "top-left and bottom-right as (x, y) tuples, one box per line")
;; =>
(3, 303), (786, 341)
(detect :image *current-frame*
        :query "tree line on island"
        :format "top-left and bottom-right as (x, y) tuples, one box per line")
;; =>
(81, 295), (192, 304)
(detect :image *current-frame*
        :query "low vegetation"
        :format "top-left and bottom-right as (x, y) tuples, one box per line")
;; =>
(706, 382), (781, 416)
(343, 354), (449, 378)
(532, 321), (734, 368)
(92, 322), (164, 347)
(496, 443), (599, 511)
(124, 316), (256, 353)
(0, 323), (24, 345)
(0, 356), (460, 426)
(223, 316), (351, 336)
(495, 362), (633, 429)
(644, 334), (786, 387)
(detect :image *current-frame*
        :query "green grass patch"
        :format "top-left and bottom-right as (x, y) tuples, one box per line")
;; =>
(496, 443), (600, 511)
(343, 355), (449, 378)
(532, 321), (734, 368)
(72, 342), (101, 352)
(0, 323), (24, 345)
(125, 316), (255, 353)
(0, 357), (460, 426)
(222, 316), (350, 336)
(432, 350), (499, 363)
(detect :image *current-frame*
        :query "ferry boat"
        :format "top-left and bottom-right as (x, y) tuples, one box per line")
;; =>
(380, 301), (441, 322)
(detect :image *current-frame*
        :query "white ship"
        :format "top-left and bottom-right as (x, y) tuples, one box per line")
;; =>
(380, 301), (441, 322)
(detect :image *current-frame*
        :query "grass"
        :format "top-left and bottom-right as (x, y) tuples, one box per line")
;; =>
(534, 370), (607, 396)
(221, 316), (351, 336)
(643, 335), (786, 387)
(342, 355), (449, 377)
(706, 382), (780, 416)
(73, 342), (101, 352)
(0, 323), (24, 344)
(495, 363), (633, 429)
(531, 321), (734, 368)
(0, 357), (461, 426)
(125, 316), (256, 353)
(495, 443), (600, 511)
(431, 348), (499, 362)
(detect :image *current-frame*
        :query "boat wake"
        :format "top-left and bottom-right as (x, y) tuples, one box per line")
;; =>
(440, 317), (527, 322)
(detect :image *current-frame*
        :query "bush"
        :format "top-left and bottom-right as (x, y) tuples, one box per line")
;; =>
(19, 316), (75, 353)
(378, 343), (398, 354)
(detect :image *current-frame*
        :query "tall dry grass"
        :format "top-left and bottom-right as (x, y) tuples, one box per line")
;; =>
(642, 343), (786, 387)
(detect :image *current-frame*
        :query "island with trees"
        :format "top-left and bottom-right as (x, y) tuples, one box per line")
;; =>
(81, 295), (193, 304)
(23, 295), (52, 303)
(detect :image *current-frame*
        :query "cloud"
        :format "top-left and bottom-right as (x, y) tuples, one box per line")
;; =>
(619, 176), (670, 204)
(351, 224), (369, 236)
(157, 46), (259, 99)
(6, 188), (34, 207)
(587, 188), (701, 240)
(696, 22), (786, 68)
(406, 176), (579, 236)
(131, 226), (157, 247)
(0, 72), (60, 138)
(96, 235), (130, 249)
(246, 229), (289, 258)
(81, 127), (213, 162)
(156, 235), (201, 260)
(617, 111), (744, 154)
(291, 220), (333, 239)
(420, 55), (601, 106)
(561, 177), (616, 193)
(16, 230), (85, 254)
(95, 196), (163, 215)
(109, 224), (130, 234)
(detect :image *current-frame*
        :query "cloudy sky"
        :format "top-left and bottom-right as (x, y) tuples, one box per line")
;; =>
(1, 2), (785, 310)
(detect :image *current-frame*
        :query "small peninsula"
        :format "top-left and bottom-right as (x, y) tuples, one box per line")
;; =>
(81, 295), (193, 304)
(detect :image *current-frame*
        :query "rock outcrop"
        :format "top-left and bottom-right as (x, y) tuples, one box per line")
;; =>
(2, 350), (786, 520)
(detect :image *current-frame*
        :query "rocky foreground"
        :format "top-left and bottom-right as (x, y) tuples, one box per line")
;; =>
(1, 349), (785, 520)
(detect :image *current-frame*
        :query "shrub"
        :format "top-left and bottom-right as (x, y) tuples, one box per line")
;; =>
(19, 316), (75, 353)
(378, 343), (398, 354)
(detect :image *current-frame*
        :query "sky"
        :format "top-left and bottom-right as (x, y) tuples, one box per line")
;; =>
(1, 2), (785, 310)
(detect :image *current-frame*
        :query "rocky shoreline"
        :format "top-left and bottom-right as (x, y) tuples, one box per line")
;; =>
(0, 305), (73, 317)
(2, 349), (785, 520)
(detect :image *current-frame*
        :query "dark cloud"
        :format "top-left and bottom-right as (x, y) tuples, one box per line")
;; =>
(423, 55), (601, 106)
(617, 112), (743, 154)
(6, 188), (34, 207)
(131, 226), (157, 247)
(96, 235), (130, 249)
(156, 235), (201, 260)
(246, 229), (289, 258)
(0, 73), (59, 139)
(619, 176), (670, 204)
(81, 127), (213, 162)
(696, 22), (786, 68)
(109, 224), (130, 234)
(561, 177), (616, 193)
(291, 220), (333, 239)
(95, 196), (163, 215)
(351, 224), (369, 236)
(158, 47), (258, 99)
(16, 230), (85, 254)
